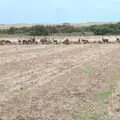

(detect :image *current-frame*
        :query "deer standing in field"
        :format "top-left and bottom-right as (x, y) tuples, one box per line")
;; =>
(63, 38), (70, 45)
(78, 38), (81, 44)
(40, 38), (48, 44)
(0, 40), (12, 45)
(116, 36), (120, 43)
(81, 39), (89, 44)
(102, 36), (109, 43)
(53, 39), (58, 44)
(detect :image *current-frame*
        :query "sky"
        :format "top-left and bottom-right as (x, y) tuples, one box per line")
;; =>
(0, 0), (120, 24)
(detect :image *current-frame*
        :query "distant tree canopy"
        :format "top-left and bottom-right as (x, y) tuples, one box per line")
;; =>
(1, 22), (120, 35)
(85, 23), (120, 35)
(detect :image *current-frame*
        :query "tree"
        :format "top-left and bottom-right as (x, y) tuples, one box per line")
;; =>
(8, 27), (17, 34)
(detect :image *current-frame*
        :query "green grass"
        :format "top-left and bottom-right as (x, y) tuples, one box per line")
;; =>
(12, 87), (26, 96)
(98, 88), (115, 98)
(112, 72), (120, 76)
(81, 66), (91, 73)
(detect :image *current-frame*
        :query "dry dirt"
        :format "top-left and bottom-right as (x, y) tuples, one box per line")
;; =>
(0, 44), (120, 120)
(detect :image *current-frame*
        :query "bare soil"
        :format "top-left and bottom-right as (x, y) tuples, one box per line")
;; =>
(0, 44), (120, 120)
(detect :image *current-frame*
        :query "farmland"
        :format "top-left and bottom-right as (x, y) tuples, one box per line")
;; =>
(0, 43), (120, 120)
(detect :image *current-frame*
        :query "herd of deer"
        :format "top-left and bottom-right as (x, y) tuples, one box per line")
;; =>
(0, 37), (120, 45)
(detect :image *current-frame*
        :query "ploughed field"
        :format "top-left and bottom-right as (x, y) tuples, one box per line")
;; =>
(0, 44), (120, 120)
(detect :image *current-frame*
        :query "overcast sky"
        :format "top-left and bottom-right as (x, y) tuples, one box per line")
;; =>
(0, 0), (120, 24)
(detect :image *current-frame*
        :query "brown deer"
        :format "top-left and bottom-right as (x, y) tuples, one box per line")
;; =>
(40, 38), (48, 44)
(22, 40), (29, 44)
(116, 37), (120, 43)
(18, 40), (22, 45)
(63, 39), (70, 45)
(5, 40), (12, 44)
(102, 36), (109, 43)
(53, 39), (58, 44)
(81, 39), (89, 44)
(78, 39), (81, 44)
(98, 40), (103, 44)
(0, 40), (12, 45)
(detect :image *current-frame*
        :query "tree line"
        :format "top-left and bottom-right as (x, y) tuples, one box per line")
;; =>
(1, 22), (120, 35)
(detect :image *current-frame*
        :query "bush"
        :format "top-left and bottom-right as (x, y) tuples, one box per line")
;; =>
(1, 22), (120, 35)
